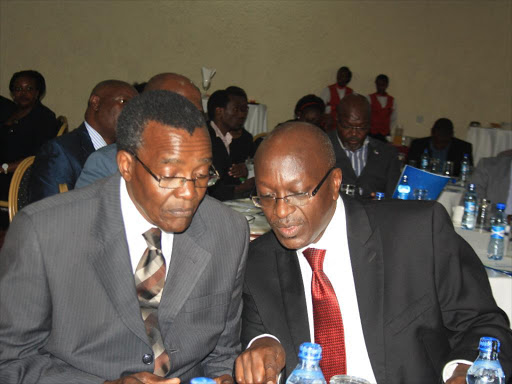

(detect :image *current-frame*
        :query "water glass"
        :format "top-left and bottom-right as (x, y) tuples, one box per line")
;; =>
(341, 184), (356, 197)
(430, 158), (441, 173)
(443, 161), (454, 177)
(413, 188), (429, 200)
(330, 375), (371, 384)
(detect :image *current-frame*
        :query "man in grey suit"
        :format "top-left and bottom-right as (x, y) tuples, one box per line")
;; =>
(75, 73), (204, 189)
(327, 94), (401, 198)
(0, 91), (248, 384)
(470, 152), (512, 215)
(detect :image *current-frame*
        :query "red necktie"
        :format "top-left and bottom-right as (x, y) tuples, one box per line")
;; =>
(303, 247), (347, 380)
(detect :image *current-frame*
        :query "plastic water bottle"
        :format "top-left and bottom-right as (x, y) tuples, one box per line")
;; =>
(461, 183), (477, 230)
(466, 337), (505, 384)
(460, 153), (470, 185)
(374, 192), (385, 200)
(190, 378), (216, 384)
(420, 149), (429, 170)
(397, 175), (411, 200)
(487, 203), (506, 260)
(286, 342), (326, 384)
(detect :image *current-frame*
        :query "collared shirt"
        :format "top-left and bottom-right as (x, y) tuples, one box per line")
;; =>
(338, 136), (369, 177)
(296, 197), (377, 383)
(120, 177), (173, 275)
(84, 120), (108, 151)
(320, 86), (349, 114)
(210, 121), (232, 154)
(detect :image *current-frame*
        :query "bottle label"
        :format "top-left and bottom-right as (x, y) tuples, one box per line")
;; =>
(491, 225), (505, 239)
(421, 158), (428, 169)
(464, 201), (476, 213)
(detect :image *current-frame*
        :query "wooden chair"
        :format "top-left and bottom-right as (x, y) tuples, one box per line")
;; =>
(8, 156), (35, 222)
(56, 115), (68, 137)
(58, 184), (68, 193)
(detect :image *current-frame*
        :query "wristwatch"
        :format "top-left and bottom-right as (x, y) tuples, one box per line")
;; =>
(2, 163), (8, 174)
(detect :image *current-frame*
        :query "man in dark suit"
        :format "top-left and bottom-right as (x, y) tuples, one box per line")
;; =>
(408, 118), (473, 176)
(327, 93), (401, 198)
(235, 122), (512, 384)
(0, 91), (248, 384)
(29, 80), (137, 202)
(75, 73), (204, 189)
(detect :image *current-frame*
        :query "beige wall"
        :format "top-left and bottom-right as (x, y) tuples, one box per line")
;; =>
(1, 0), (511, 139)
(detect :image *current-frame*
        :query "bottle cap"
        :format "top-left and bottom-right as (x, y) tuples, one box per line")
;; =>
(478, 337), (500, 353)
(403, 175), (408, 182)
(468, 183), (475, 191)
(496, 203), (506, 210)
(298, 342), (322, 360)
(376, 192), (385, 199)
(191, 378), (216, 384)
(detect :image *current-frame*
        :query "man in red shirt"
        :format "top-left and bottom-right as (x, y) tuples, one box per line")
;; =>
(368, 74), (396, 141)
(320, 66), (354, 131)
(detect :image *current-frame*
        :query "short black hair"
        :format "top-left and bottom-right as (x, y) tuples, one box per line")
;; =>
(337, 66), (352, 82)
(225, 86), (248, 100)
(432, 118), (454, 137)
(117, 90), (206, 154)
(207, 89), (230, 121)
(294, 94), (325, 117)
(9, 70), (46, 99)
(375, 74), (389, 83)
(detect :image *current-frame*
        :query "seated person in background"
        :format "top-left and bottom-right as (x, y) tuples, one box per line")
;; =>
(293, 94), (325, 129)
(320, 66), (354, 131)
(75, 72), (203, 188)
(29, 80), (137, 203)
(367, 74), (396, 142)
(408, 118), (473, 176)
(225, 86), (255, 164)
(0, 70), (58, 224)
(206, 89), (254, 201)
(235, 122), (512, 384)
(327, 93), (401, 198)
(0, 95), (15, 123)
(470, 150), (512, 216)
(0, 91), (248, 384)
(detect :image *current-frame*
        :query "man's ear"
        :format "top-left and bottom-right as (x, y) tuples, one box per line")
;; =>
(117, 150), (134, 182)
(331, 167), (342, 199)
(89, 94), (101, 112)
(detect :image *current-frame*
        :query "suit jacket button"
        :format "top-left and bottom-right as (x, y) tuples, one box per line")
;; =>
(142, 353), (153, 365)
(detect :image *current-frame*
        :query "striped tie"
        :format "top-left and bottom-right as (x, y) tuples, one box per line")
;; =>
(135, 227), (170, 376)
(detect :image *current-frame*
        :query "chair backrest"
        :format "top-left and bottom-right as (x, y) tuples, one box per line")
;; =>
(8, 156), (35, 222)
(56, 115), (68, 137)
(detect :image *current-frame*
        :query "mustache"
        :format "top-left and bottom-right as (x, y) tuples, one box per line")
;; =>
(270, 218), (304, 228)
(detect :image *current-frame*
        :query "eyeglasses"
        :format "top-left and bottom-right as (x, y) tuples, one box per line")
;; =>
(252, 167), (335, 208)
(132, 153), (219, 189)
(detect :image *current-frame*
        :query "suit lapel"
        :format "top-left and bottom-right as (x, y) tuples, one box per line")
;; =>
(275, 245), (311, 358)
(89, 176), (150, 346)
(358, 140), (378, 181)
(343, 197), (386, 383)
(158, 210), (211, 340)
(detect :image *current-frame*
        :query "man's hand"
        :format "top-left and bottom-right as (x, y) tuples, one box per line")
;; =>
(235, 337), (285, 384)
(214, 374), (235, 384)
(105, 372), (181, 384)
(229, 163), (248, 179)
(445, 363), (471, 384)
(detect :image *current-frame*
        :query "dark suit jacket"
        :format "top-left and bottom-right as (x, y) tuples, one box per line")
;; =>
(241, 197), (512, 383)
(29, 123), (95, 203)
(0, 175), (249, 383)
(408, 137), (473, 177)
(328, 132), (402, 198)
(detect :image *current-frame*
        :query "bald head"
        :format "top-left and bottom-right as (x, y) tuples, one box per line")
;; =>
(255, 121), (335, 173)
(145, 73), (202, 111)
(335, 93), (371, 152)
(336, 93), (370, 121)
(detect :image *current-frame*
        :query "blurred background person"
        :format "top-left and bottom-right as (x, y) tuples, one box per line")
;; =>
(320, 66), (354, 131)
(408, 117), (473, 176)
(0, 70), (58, 228)
(294, 94), (325, 129)
(368, 74), (396, 142)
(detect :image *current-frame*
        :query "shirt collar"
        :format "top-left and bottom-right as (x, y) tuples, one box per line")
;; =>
(210, 121), (233, 152)
(338, 136), (370, 153)
(84, 120), (107, 150)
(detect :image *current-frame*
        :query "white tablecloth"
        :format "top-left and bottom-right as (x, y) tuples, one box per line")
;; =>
(437, 184), (464, 216)
(202, 98), (268, 136)
(455, 227), (512, 326)
(466, 125), (512, 164)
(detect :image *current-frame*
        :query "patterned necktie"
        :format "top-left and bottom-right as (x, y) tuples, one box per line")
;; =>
(135, 228), (170, 376)
(303, 247), (347, 380)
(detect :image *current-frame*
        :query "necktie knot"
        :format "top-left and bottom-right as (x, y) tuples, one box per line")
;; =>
(143, 227), (162, 251)
(303, 247), (326, 272)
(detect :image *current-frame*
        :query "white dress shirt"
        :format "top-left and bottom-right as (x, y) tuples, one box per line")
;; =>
(84, 120), (108, 150)
(120, 177), (173, 275)
(210, 121), (232, 154)
(296, 197), (377, 383)
(337, 136), (370, 177)
(320, 86), (350, 114)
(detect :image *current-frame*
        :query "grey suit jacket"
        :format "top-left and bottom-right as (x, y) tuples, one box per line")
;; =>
(470, 156), (512, 208)
(327, 132), (402, 198)
(75, 142), (118, 188)
(0, 175), (249, 383)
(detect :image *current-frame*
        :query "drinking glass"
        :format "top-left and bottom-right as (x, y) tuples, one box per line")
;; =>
(413, 188), (429, 200)
(341, 184), (356, 197)
(443, 161), (454, 177)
